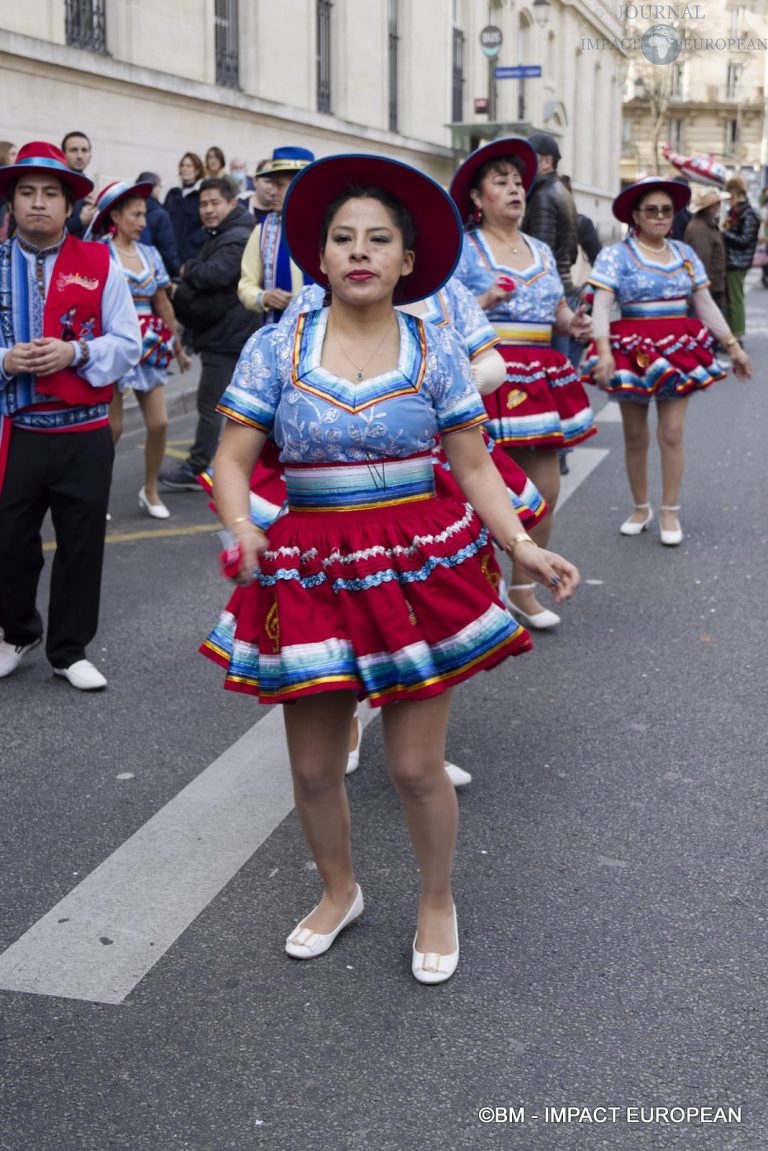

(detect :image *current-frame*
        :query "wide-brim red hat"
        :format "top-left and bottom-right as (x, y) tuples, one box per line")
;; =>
(86, 180), (155, 239)
(0, 140), (94, 201)
(449, 137), (538, 223)
(282, 153), (463, 304)
(612, 177), (691, 225)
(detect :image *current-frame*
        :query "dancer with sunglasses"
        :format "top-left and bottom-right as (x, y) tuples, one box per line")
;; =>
(203, 154), (579, 984)
(582, 177), (751, 544)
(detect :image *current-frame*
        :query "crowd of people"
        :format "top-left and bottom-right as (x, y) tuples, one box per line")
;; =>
(0, 129), (759, 983)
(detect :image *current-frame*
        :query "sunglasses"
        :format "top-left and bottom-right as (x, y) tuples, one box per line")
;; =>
(639, 205), (674, 218)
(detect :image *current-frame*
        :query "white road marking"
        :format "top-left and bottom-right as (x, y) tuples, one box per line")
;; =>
(595, 402), (622, 423)
(557, 446), (610, 510)
(0, 704), (372, 1005)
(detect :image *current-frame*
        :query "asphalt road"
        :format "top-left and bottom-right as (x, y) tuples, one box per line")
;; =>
(1, 277), (767, 1150)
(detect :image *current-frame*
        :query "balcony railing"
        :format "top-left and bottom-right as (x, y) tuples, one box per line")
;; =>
(215, 0), (240, 89)
(451, 26), (465, 123)
(65, 0), (107, 54)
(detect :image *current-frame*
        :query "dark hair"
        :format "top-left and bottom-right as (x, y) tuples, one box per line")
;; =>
(200, 175), (239, 201)
(633, 188), (674, 215)
(61, 130), (91, 151)
(0, 141), (16, 166)
(320, 185), (416, 251)
(136, 170), (161, 187)
(470, 155), (527, 196)
(109, 195), (146, 219)
(205, 146), (226, 172)
(179, 152), (205, 181)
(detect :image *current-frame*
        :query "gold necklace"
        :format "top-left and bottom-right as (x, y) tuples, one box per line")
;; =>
(330, 315), (397, 381)
(484, 226), (522, 255)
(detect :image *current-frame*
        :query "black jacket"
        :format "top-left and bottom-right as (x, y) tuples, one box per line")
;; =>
(164, 183), (207, 264)
(522, 172), (579, 294)
(722, 200), (760, 270)
(173, 202), (258, 356)
(140, 197), (180, 277)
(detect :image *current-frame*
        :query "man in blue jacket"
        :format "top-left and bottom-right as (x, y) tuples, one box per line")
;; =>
(136, 171), (180, 277)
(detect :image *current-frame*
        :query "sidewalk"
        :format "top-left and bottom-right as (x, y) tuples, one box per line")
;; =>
(122, 353), (201, 432)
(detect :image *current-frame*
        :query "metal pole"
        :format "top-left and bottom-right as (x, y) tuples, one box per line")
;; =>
(488, 55), (497, 121)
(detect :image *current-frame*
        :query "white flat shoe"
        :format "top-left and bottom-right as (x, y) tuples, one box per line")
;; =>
(139, 486), (171, 520)
(285, 884), (364, 959)
(507, 585), (560, 630)
(620, 503), (653, 536)
(659, 505), (683, 546)
(412, 905), (459, 985)
(53, 659), (107, 691)
(345, 714), (362, 775)
(444, 761), (472, 787)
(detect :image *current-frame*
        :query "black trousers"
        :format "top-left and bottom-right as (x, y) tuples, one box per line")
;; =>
(0, 425), (114, 668)
(186, 351), (240, 475)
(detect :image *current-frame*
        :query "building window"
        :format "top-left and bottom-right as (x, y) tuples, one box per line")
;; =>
(729, 5), (746, 36)
(451, 24), (465, 122)
(667, 118), (684, 149)
(317, 0), (333, 114)
(726, 62), (741, 100)
(725, 118), (738, 153)
(670, 62), (686, 99)
(64, 0), (107, 54)
(388, 0), (399, 132)
(214, 0), (239, 89)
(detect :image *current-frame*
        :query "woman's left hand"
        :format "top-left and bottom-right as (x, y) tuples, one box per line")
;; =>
(730, 346), (752, 380)
(176, 348), (192, 373)
(512, 541), (580, 604)
(569, 304), (592, 343)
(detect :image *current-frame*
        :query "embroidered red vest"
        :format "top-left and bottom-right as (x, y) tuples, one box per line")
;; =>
(36, 235), (111, 406)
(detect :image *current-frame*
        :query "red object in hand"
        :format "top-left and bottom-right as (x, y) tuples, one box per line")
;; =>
(496, 275), (516, 292)
(220, 541), (242, 579)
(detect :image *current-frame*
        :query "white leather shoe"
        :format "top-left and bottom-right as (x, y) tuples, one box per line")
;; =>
(345, 714), (362, 775)
(507, 585), (560, 630)
(659, 505), (683, 546)
(53, 659), (108, 691)
(444, 761), (472, 787)
(0, 637), (41, 678)
(139, 486), (171, 520)
(285, 884), (364, 959)
(412, 905), (459, 985)
(620, 503), (653, 536)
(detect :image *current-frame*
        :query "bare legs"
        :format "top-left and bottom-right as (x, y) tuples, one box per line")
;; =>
(506, 447), (560, 616)
(109, 386), (169, 510)
(283, 689), (458, 955)
(620, 398), (688, 530)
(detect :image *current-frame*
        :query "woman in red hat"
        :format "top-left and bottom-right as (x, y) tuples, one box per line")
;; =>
(450, 139), (595, 630)
(203, 154), (579, 984)
(88, 181), (190, 518)
(582, 177), (751, 544)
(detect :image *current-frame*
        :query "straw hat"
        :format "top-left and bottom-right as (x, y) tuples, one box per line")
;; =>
(690, 187), (730, 213)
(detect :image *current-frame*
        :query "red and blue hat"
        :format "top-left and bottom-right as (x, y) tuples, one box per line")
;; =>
(449, 137), (538, 224)
(85, 180), (155, 239)
(256, 147), (315, 178)
(0, 140), (94, 201)
(612, 176), (691, 225)
(283, 153), (463, 304)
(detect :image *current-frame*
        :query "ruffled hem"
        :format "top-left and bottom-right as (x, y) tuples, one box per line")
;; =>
(581, 317), (726, 400)
(484, 345), (596, 448)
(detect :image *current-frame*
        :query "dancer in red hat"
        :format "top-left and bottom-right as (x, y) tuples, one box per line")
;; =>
(0, 142), (141, 689)
(202, 153), (579, 984)
(581, 177), (751, 545)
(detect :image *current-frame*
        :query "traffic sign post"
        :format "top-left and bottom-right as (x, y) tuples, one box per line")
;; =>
(495, 64), (542, 80)
(479, 25), (503, 58)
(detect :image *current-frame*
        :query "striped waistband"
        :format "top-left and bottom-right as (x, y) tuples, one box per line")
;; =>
(494, 321), (552, 346)
(284, 454), (435, 511)
(7, 403), (110, 432)
(621, 298), (689, 320)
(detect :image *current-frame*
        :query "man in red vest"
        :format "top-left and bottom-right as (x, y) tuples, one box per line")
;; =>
(0, 142), (141, 689)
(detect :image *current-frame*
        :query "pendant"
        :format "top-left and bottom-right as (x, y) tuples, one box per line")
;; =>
(356, 370), (364, 380)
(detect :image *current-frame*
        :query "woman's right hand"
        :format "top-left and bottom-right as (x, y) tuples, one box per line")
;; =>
(730, 345), (752, 380)
(479, 284), (514, 311)
(592, 350), (616, 389)
(232, 524), (269, 586)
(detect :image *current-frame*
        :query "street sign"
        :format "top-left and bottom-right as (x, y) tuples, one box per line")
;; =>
(495, 64), (542, 79)
(480, 25), (503, 58)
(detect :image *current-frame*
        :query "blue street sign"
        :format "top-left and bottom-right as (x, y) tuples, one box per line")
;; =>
(495, 64), (542, 79)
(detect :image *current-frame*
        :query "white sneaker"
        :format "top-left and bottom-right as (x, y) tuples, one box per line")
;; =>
(444, 761), (472, 787)
(53, 659), (108, 691)
(0, 637), (41, 678)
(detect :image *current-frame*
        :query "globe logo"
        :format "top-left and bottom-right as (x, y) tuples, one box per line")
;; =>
(641, 24), (682, 65)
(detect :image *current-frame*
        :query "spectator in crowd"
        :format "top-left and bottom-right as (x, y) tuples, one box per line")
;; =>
(0, 141), (141, 689)
(0, 141), (17, 241)
(238, 146), (314, 325)
(159, 177), (258, 490)
(61, 130), (96, 238)
(164, 152), (207, 264)
(722, 174), (760, 344)
(136, 171), (180, 277)
(205, 147), (226, 178)
(669, 175), (692, 241)
(229, 157), (255, 193)
(684, 187), (729, 316)
(242, 158), (278, 223)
